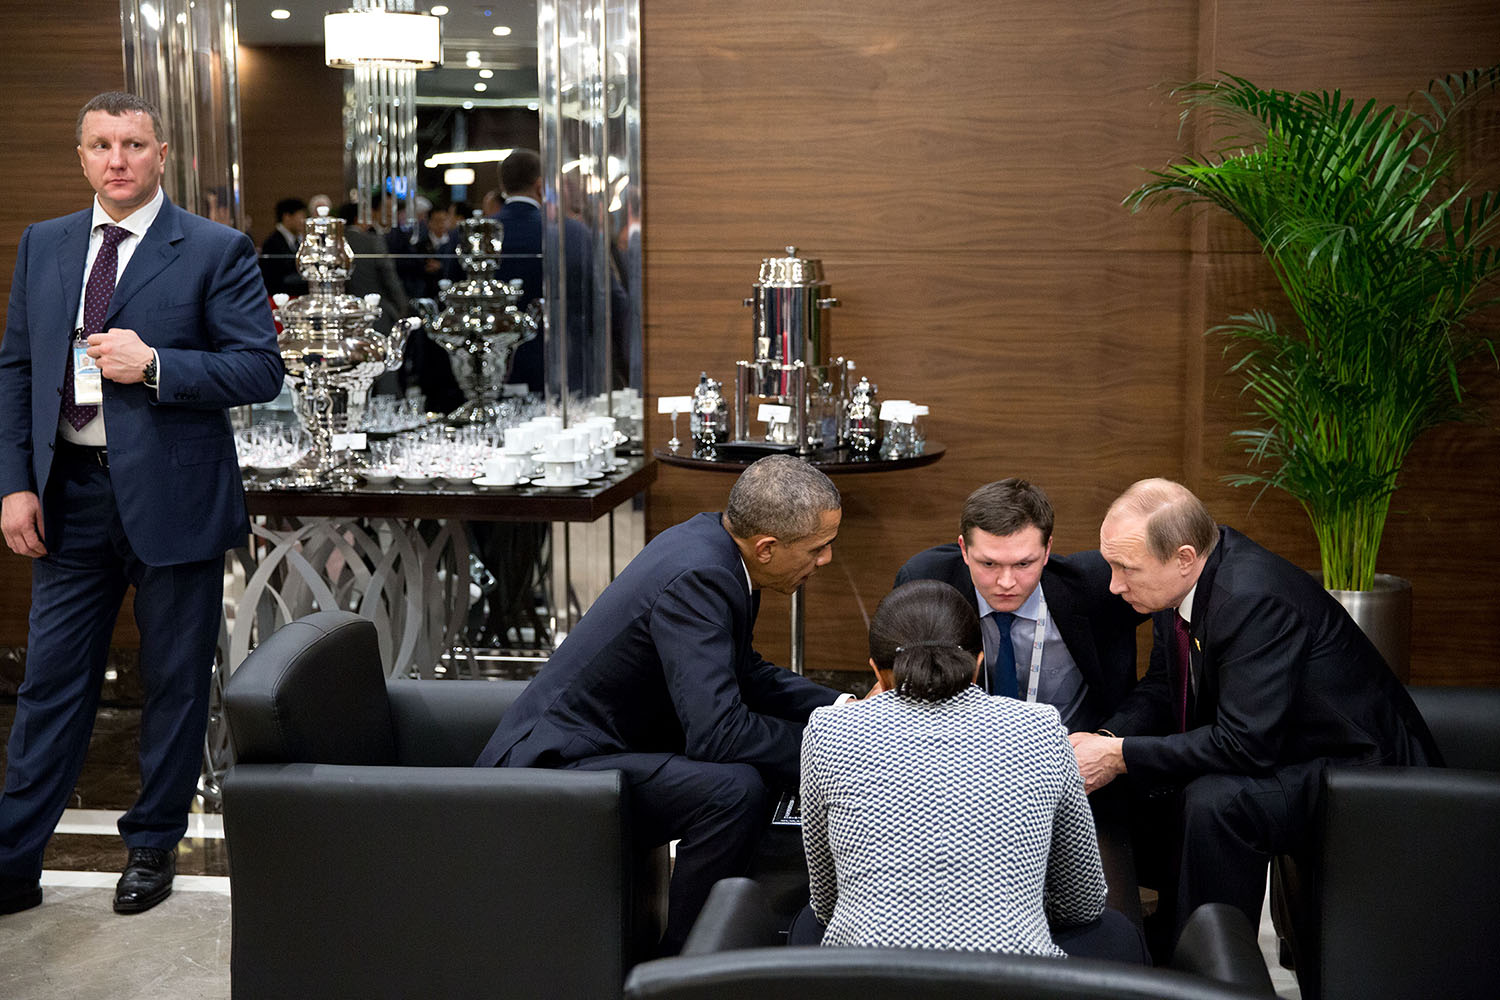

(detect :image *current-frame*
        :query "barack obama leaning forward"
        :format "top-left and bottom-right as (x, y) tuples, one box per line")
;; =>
(476, 456), (851, 954)
(0, 92), (283, 917)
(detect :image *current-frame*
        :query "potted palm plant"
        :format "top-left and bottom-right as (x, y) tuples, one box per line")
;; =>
(1126, 68), (1500, 677)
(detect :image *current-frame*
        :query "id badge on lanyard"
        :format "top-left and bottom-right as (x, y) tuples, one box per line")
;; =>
(1023, 592), (1048, 702)
(73, 332), (103, 405)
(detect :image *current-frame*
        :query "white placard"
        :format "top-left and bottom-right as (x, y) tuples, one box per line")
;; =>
(880, 400), (914, 423)
(757, 403), (792, 423)
(331, 432), (368, 451)
(657, 395), (693, 414)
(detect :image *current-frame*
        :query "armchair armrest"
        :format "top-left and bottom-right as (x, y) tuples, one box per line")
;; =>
(1171, 902), (1276, 995)
(681, 878), (782, 955)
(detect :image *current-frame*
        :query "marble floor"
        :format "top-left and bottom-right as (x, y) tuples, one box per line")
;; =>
(0, 700), (1299, 999)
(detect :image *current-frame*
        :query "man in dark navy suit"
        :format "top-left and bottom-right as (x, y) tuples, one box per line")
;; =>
(477, 456), (850, 953)
(895, 478), (1144, 732)
(0, 92), (283, 917)
(1072, 478), (1438, 943)
(492, 148), (629, 394)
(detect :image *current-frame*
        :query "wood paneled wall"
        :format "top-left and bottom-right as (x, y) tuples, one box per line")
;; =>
(0, 0), (128, 646)
(640, 0), (1500, 684)
(238, 45), (347, 246)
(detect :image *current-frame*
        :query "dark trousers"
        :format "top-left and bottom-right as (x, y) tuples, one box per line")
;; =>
(0, 455), (222, 880)
(566, 753), (771, 955)
(1131, 763), (1321, 948)
(788, 904), (1148, 964)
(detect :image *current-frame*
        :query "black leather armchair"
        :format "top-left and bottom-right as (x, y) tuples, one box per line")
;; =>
(221, 610), (668, 1000)
(1274, 685), (1500, 1000)
(623, 878), (1276, 1000)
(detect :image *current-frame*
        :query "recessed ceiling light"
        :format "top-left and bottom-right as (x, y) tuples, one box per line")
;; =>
(473, 82), (488, 92)
(478, 69), (493, 79)
(465, 50), (480, 62)
(270, 8), (290, 19)
(430, 4), (449, 14)
(492, 25), (511, 37)
(462, 101), (474, 110)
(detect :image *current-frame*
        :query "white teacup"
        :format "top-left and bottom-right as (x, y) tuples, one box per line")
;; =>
(482, 455), (524, 484)
(542, 458), (580, 483)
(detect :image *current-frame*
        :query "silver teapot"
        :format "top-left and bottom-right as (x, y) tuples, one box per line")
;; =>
(274, 213), (417, 488)
(427, 215), (540, 425)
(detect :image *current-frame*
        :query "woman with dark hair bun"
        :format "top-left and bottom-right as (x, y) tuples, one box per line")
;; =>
(795, 580), (1146, 962)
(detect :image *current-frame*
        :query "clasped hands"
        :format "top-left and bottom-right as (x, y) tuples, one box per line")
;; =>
(1068, 732), (1126, 794)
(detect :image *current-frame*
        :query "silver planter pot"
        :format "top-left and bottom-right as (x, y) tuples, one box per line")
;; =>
(1326, 573), (1413, 682)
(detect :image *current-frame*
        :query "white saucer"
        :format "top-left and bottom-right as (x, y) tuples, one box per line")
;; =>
(363, 471), (398, 485)
(534, 476), (587, 488)
(474, 475), (525, 488)
(397, 474), (433, 487)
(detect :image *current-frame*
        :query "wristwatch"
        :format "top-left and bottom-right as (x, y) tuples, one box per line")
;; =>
(142, 352), (159, 389)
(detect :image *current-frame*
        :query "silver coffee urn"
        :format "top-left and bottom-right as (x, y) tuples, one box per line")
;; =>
(735, 246), (840, 453)
(427, 214), (539, 426)
(274, 214), (417, 488)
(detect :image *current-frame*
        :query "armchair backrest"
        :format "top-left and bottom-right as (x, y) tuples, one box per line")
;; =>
(626, 947), (1272, 1000)
(1316, 766), (1500, 1000)
(386, 677), (529, 765)
(224, 610), (397, 765)
(1406, 685), (1500, 771)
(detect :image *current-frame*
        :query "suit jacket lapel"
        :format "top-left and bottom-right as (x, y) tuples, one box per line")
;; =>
(53, 213), (90, 327)
(105, 199), (183, 326)
(45, 213), (92, 390)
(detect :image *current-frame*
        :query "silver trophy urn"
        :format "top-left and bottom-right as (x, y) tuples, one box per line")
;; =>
(274, 213), (417, 488)
(428, 215), (540, 425)
(734, 246), (840, 452)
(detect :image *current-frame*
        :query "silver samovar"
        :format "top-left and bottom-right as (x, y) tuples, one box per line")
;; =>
(735, 246), (840, 453)
(274, 214), (416, 488)
(427, 215), (539, 425)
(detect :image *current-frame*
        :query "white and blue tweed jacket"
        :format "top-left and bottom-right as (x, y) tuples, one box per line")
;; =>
(800, 685), (1106, 955)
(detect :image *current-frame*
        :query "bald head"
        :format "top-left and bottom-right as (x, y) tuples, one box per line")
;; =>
(1099, 479), (1217, 613)
(1107, 478), (1218, 562)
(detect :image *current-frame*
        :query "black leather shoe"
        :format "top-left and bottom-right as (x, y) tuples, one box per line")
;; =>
(0, 874), (43, 915)
(114, 847), (175, 914)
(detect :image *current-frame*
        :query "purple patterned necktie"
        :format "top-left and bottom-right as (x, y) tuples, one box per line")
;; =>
(1173, 613), (1192, 732)
(63, 224), (130, 430)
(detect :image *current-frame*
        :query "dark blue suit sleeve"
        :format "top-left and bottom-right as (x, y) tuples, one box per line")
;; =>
(1120, 594), (1311, 781)
(649, 566), (821, 778)
(153, 229), (283, 408)
(0, 225), (37, 497)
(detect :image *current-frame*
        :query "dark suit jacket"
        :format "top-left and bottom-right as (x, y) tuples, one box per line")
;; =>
(0, 196), (284, 566)
(895, 544), (1146, 731)
(476, 512), (843, 780)
(1102, 526), (1438, 783)
(495, 200), (545, 390)
(258, 226), (306, 297)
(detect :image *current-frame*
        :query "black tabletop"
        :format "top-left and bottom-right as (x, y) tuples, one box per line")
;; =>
(244, 455), (657, 523)
(654, 441), (945, 475)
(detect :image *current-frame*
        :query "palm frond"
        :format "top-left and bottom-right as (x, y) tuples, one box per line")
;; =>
(1128, 69), (1500, 589)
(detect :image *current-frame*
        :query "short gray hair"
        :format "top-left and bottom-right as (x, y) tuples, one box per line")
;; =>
(77, 92), (165, 146)
(725, 455), (841, 540)
(1108, 478), (1218, 561)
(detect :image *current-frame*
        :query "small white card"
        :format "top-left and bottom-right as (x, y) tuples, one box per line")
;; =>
(657, 395), (693, 415)
(72, 338), (102, 405)
(331, 432), (368, 451)
(757, 403), (792, 424)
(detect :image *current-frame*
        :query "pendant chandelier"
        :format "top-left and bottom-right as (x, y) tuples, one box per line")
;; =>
(324, 1), (442, 229)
